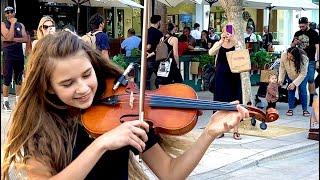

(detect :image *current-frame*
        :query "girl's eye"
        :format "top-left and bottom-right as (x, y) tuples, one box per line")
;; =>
(62, 82), (72, 87)
(83, 72), (91, 78)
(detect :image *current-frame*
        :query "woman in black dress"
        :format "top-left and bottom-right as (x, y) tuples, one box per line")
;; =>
(209, 24), (242, 140)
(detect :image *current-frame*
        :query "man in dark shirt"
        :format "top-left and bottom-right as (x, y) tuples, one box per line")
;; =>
(146, 15), (163, 89)
(291, 17), (319, 106)
(262, 26), (273, 51)
(1, 6), (28, 111)
(89, 14), (110, 60)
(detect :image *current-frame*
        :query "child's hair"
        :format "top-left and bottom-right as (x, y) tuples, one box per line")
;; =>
(269, 73), (277, 79)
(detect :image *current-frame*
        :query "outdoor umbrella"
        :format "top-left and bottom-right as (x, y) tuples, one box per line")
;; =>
(157, 0), (202, 7)
(40, 0), (144, 31)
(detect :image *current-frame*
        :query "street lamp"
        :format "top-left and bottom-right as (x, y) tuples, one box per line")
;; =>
(205, 0), (219, 30)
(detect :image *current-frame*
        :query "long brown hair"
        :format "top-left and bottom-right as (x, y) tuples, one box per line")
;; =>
(1, 31), (123, 179)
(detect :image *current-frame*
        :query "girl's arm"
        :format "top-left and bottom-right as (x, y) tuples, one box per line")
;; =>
(208, 41), (223, 56)
(25, 120), (149, 179)
(169, 37), (179, 65)
(143, 105), (249, 180)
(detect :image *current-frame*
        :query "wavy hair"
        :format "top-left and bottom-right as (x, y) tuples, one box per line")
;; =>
(287, 47), (306, 73)
(1, 31), (123, 179)
(36, 16), (55, 40)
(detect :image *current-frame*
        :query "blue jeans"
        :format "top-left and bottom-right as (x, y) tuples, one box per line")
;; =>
(287, 76), (308, 111)
(307, 60), (316, 83)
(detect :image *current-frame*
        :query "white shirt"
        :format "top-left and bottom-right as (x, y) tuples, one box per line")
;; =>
(191, 29), (201, 40)
(244, 32), (257, 42)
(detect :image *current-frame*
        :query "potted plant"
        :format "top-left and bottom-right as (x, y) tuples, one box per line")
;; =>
(112, 54), (129, 69)
(250, 49), (272, 69)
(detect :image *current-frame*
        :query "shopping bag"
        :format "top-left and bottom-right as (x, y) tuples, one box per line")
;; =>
(226, 49), (251, 73)
(157, 58), (172, 77)
(190, 61), (200, 74)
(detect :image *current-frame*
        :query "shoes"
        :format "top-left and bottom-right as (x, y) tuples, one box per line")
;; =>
(303, 110), (310, 117)
(286, 109), (293, 116)
(2, 101), (12, 112)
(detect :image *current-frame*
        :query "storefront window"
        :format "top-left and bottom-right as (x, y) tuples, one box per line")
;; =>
(116, 9), (124, 38)
(105, 9), (113, 37)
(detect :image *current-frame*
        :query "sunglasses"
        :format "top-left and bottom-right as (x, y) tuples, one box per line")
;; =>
(5, 10), (14, 14)
(42, 24), (55, 30)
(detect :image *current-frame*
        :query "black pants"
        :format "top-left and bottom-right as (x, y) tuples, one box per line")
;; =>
(267, 102), (277, 109)
(146, 60), (159, 90)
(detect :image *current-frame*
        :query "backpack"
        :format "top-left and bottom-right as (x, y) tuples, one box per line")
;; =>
(155, 36), (172, 61)
(81, 31), (102, 49)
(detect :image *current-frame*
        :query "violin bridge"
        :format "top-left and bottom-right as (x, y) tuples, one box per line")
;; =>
(129, 91), (134, 109)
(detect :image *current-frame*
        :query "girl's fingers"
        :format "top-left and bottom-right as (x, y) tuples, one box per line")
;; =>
(128, 136), (143, 152)
(131, 126), (148, 142)
(130, 133), (146, 152)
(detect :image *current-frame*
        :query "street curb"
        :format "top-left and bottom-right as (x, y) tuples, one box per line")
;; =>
(189, 140), (319, 180)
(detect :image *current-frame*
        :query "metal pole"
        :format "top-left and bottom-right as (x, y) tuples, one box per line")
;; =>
(138, 0), (149, 123)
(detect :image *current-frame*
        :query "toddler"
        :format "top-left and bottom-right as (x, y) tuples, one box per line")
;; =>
(266, 74), (279, 109)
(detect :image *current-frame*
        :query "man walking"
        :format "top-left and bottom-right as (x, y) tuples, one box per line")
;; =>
(291, 17), (319, 106)
(1, 6), (28, 111)
(146, 15), (163, 89)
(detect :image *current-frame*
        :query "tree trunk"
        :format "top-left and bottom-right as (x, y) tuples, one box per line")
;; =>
(153, 1), (167, 34)
(219, 0), (253, 105)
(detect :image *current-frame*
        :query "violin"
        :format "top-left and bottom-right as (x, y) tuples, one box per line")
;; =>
(81, 79), (279, 138)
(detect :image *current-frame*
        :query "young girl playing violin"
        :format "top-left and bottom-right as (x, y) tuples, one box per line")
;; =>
(2, 31), (249, 179)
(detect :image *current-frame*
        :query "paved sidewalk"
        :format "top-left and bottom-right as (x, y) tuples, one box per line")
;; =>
(1, 87), (319, 179)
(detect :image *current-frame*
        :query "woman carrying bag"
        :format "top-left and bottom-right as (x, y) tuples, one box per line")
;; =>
(208, 24), (242, 140)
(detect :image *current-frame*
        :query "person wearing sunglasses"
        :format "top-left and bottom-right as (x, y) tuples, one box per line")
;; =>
(1, 6), (28, 111)
(291, 17), (319, 107)
(32, 16), (56, 49)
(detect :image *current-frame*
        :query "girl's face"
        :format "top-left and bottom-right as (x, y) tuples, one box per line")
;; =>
(269, 75), (277, 83)
(42, 20), (55, 36)
(50, 51), (98, 109)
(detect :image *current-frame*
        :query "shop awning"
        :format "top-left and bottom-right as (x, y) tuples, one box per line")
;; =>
(205, 0), (318, 10)
(157, 0), (202, 7)
(40, 0), (144, 8)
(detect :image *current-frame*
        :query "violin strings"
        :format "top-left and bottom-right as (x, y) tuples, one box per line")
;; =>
(113, 94), (238, 111)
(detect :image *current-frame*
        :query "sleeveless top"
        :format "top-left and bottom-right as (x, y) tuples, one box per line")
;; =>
(215, 46), (236, 73)
(72, 124), (159, 179)
(2, 20), (23, 49)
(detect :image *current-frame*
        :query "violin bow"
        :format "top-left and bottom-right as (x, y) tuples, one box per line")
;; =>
(138, 0), (149, 128)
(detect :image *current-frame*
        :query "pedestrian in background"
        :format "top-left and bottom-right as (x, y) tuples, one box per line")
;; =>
(32, 16), (55, 49)
(1, 6), (28, 111)
(278, 47), (310, 117)
(146, 15), (163, 89)
(209, 23), (242, 140)
(266, 74), (279, 109)
(155, 23), (183, 87)
(190, 23), (201, 40)
(88, 13), (110, 60)
(121, 28), (141, 57)
(291, 17), (319, 107)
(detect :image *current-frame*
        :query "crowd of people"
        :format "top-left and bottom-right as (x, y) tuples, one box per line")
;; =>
(1, 5), (319, 179)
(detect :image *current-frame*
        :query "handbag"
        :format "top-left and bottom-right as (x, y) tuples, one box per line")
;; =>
(226, 49), (251, 73)
(260, 64), (277, 83)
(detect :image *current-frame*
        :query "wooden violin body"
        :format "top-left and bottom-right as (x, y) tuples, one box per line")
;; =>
(81, 79), (279, 138)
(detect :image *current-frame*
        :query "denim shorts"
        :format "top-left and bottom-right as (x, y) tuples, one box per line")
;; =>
(307, 60), (316, 83)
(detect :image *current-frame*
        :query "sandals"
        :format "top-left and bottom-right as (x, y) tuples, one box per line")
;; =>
(286, 110), (293, 116)
(233, 132), (241, 140)
(303, 110), (311, 117)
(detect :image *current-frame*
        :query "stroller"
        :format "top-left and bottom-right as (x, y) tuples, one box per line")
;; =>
(254, 59), (299, 108)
